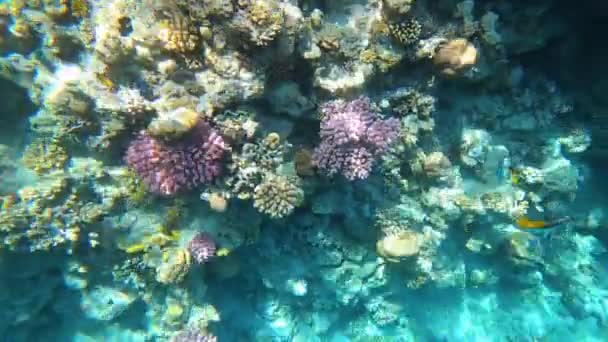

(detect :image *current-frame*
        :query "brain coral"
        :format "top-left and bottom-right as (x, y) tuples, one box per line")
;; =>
(125, 121), (226, 195)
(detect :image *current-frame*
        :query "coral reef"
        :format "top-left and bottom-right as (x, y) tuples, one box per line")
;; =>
(0, 0), (605, 340)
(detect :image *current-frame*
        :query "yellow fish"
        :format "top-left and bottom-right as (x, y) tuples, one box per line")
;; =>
(509, 167), (520, 185)
(515, 216), (571, 231)
(216, 248), (231, 257)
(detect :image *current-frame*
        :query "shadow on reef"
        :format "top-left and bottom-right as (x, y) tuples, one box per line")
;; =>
(514, 0), (608, 166)
(0, 77), (35, 146)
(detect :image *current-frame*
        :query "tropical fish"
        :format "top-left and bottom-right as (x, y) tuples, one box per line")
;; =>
(515, 216), (572, 231)
(509, 167), (520, 185)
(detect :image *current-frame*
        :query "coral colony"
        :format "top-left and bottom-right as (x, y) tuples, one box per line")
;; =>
(313, 97), (400, 180)
(0, 0), (606, 341)
(125, 121), (226, 195)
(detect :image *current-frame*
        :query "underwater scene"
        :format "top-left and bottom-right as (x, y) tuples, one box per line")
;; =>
(1, 0), (608, 341)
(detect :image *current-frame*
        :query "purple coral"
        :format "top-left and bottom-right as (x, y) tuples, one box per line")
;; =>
(171, 329), (217, 342)
(125, 121), (226, 195)
(313, 97), (400, 180)
(187, 233), (216, 264)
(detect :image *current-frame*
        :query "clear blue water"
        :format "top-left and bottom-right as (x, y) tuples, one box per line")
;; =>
(0, 0), (607, 341)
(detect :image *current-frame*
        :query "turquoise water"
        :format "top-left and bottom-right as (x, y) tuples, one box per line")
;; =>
(0, 0), (607, 341)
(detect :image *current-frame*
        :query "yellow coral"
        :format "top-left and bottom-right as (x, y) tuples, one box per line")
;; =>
(208, 192), (228, 212)
(10, 0), (25, 17)
(70, 0), (89, 18)
(147, 108), (200, 139)
(157, 14), (200, 54)
(156, 248), (192, 284)
(376, 230), (422, 262)
(21, 139), (68, 175)
(433, 38), (478, 76)
(242, 0), (284, 46)
(262, 132), (281, 150)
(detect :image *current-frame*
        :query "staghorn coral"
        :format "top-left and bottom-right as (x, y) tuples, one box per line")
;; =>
(313, 97), (400, 180)
(187, 232), (217, 264)
(253, 174), (303, 219)
(125, 120), (226, 196)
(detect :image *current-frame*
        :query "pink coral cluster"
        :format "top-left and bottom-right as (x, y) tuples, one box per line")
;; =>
(187, 233), (216, 264)
(171, 329), (217, 342)
(125, 121), (226, 195)
(313, 97), (400, 180)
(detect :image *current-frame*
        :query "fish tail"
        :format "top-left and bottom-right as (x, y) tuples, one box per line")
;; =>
(544, 216), (572, 228)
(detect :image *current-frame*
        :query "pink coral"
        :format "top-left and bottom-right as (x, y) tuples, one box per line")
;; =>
(125, 121), (226, 195)
(187, 233), (216, 264)
(313, 97), (400, 180)
(171, 329), (217, 342)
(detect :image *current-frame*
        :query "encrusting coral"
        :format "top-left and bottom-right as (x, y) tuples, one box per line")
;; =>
(376, 231), (423, 262)
(313, 97), (400, 180)
(433, 38), (478, 76)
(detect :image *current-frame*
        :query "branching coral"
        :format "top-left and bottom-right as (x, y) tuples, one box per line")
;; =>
(21, 138), (69, 175)
(125, 120), (227, 195)
(225, 130), (289, 200)
(313, 97), (400, 180)
(253, 174), (303, 219)
(157, 8), (202, 56)
(171, 328), (217, 342)
(187, 232), (217, 264)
